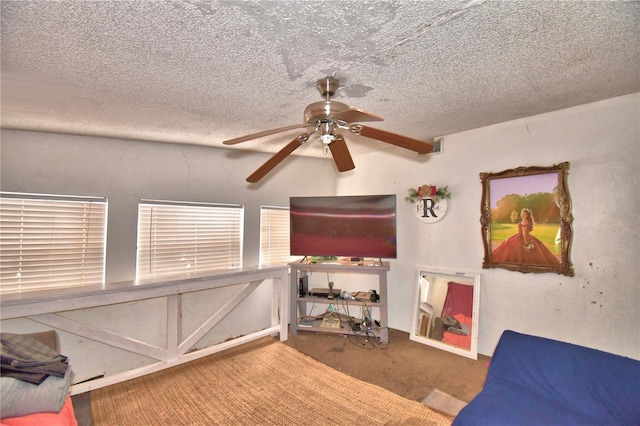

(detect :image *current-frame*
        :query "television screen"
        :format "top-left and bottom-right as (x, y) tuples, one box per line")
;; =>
(290, 195), (397, 259)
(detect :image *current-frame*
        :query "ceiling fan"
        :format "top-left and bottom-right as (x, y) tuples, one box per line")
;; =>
(223, 76), (434, 182)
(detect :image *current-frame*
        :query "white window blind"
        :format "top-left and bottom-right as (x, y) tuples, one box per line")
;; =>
(136, 200), (243, 280)
(0, 192), (107, 294)
(259, 206), (295, 266)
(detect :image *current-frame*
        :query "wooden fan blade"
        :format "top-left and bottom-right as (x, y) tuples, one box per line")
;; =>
(329, 135), (355, 172)
(246, 136), (305, 182)
(354, 125), (434, 154)
(332, 108), (384, 123)
(223, 124), (313, 145)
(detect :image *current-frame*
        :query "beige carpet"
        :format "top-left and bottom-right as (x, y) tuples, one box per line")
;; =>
(90, 337), (454, 425)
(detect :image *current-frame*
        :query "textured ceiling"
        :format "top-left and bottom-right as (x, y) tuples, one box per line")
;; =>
(1, 1), (639, 160)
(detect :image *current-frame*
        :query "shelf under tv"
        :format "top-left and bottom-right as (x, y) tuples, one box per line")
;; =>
(296, 312), (383, 339)
(296, 295), (381, 307)
(289, 260), (389, 343)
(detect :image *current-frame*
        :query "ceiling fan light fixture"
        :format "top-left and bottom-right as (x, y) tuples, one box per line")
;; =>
(349, 124), (363, 136)
(304, 101), (350, 123)
(297, 133), (311, 144)
(320, 133), (335, 145)
(224, 75), (434, 182)
(316, 76), (339, 98)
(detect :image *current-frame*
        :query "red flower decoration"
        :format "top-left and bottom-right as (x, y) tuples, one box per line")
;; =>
(417, 185), (437, 198)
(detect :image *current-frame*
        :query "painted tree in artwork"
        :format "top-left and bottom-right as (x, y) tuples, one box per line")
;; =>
(491, 192), (559, 224)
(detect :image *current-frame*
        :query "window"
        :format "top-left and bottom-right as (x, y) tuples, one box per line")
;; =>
(0, 192), (107, 294)
(259, 206), (295, 266)
(136, 200), (243, 280)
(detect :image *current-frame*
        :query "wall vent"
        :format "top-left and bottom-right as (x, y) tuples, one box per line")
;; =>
(429, 137), (443, 155)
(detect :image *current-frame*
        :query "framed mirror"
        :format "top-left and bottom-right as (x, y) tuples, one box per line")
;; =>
(410, 266), (481, 359)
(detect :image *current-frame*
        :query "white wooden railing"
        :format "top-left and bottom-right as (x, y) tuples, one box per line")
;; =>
(0, 265), (289, 394)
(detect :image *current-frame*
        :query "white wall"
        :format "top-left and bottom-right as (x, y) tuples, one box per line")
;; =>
(2, 93), (638, 365)
(0, 131), (338, 381)
(337, 93), (640, 359)
(0, 131), (338, 280)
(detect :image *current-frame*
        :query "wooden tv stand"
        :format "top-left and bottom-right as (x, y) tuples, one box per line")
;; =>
(289, 260), (390, 343)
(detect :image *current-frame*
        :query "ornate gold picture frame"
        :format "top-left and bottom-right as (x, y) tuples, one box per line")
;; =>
(480, 162), (574, 276)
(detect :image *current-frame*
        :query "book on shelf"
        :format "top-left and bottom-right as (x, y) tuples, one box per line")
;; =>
(298, 316), (315, 327)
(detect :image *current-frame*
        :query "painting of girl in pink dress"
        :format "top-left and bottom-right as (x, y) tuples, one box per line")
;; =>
(481, 163), (573, 276)
(491, 208), (560, 266)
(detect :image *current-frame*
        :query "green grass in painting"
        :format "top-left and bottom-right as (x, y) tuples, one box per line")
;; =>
(491, 223), (561, 255)
(490, 223), (515, 242)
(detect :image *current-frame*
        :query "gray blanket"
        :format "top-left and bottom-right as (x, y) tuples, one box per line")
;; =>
(0, 332), (69, 384)
(0, 333), (72, 419)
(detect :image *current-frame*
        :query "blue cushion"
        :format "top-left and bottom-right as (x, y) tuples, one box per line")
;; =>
(454, 330), (640, 425)
(454, 378), (600, 426)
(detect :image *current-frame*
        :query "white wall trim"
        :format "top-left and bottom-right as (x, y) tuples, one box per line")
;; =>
(0, 266), (290, 394)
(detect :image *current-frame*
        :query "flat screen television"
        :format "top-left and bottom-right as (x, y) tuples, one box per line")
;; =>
(290, 194), (397, 259)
